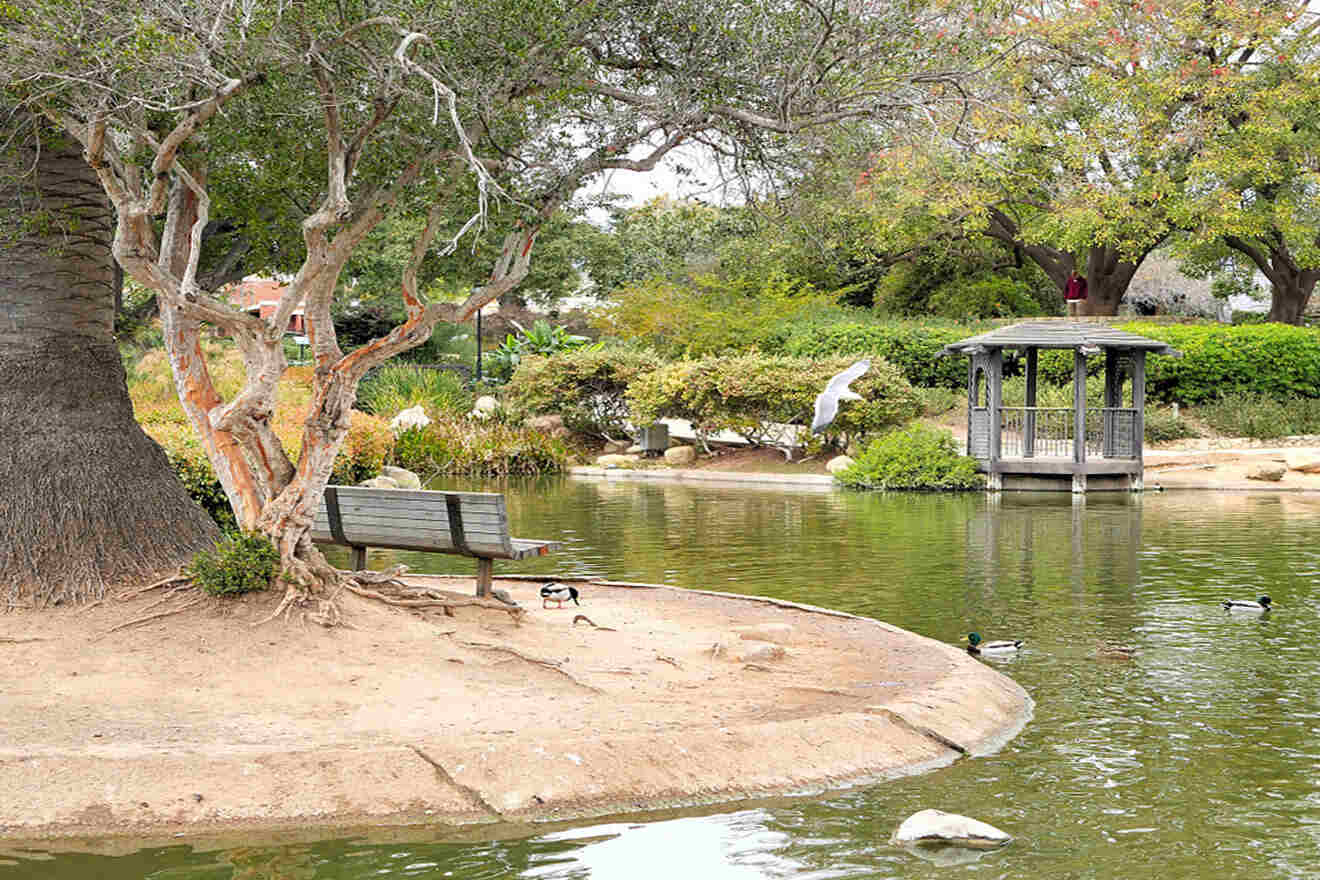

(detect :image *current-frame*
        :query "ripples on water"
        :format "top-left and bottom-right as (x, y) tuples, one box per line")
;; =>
(5, 481), (1320, 879)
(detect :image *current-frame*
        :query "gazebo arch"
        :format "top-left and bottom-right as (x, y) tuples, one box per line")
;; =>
(941, 321), (1182, 492)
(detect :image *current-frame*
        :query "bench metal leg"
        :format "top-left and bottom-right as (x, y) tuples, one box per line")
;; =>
(475, 557), (492, 597)
(350, 545), (367, 571)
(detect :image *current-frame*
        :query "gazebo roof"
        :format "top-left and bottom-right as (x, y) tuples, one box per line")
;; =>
(940, 321), (1182, 357)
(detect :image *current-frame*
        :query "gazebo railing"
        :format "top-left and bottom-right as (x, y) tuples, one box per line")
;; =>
(971, 406), (1141, 460)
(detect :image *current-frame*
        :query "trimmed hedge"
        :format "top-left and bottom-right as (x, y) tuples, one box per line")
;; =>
(778, 321), (984, 390)
(1120, 322), (1320, 403)
(626, 353), (921, 443)
(506, 346), (664, 438)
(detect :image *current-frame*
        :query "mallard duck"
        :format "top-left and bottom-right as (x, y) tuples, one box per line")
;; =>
(963, 632), (1022, 655)
(1094, 640), (1138, 661)
(540, 583), (580, 609)
(1223, 595), (1271, 612)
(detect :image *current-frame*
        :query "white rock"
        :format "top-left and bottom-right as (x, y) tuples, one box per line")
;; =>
(601, 440), (632, 454)
(358, 476), (400, 489)
(826, 454), (855, 474)
(596, 454), (640, 468)
(732, 623), (795, 645)
(380, 466), (421, 490)
(664, 445), (697, 466)
(469, 395), (499, 420)
(890, 809), (1012, 850)
(389, 404), (431, 434)
(1285, 450), (1320, 473)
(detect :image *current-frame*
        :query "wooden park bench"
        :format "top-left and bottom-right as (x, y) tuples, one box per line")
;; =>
(311, 486), (561, 597)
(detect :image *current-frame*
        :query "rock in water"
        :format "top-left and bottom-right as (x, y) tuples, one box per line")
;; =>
(890, 809), (1012, 850)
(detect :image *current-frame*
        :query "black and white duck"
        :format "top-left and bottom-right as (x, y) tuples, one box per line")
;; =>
(540, 583), (580, 609)
(1222, 595), (1271, 613)
(963, 632), (1022, 655)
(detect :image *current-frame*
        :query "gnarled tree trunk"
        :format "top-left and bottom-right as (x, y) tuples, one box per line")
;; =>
(0, 120), (219, 606)
(1224, 234), (1319, 325)
(985, 207), (1154, 316)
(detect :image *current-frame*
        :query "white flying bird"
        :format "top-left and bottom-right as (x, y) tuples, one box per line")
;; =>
(811, 359), (870, 434)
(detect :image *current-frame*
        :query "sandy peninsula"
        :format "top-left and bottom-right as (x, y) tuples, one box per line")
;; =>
(0, 575), (1030, 841)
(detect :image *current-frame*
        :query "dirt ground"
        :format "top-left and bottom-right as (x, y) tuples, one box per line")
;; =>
(0, 576), (1030, 842)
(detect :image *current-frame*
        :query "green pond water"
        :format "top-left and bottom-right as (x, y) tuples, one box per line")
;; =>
(6, 478), (1320, 879)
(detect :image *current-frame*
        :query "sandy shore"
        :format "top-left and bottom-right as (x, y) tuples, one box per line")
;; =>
(0, 576), (1030, 843)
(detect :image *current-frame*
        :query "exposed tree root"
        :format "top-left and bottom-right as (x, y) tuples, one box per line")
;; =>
(345, 582), (526, 624)
(114, 571), (188, 601)
(457, 639), (603, 693)
(104, 597), (203, 634)
(0, 637), (47, 644)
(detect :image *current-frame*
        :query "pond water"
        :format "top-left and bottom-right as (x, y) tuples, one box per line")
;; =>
(6, 478), (1320, 880)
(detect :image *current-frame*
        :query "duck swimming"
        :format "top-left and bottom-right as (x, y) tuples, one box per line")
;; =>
(540, 583), (580, 609)
(1222, 595), (1271, 612)
(963, 632), (1022, 655)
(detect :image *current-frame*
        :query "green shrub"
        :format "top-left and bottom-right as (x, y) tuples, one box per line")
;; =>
(1195, 394), (1320, 440)
(1143, 406), (1200, 444)
(927, 275), (1046, 319)
(1122, 322), (1320, 403)
(186, 532), (279, 597)
(836, 423), (984, 490)
(485, 319), (600, 383)
(391, 417), (568, 476)
(626, 353), (921, 445)
(507, 346), (664, 439)
(781, 321), (984, 390)
(331, 411), (397, 484)
(915, 386), (962, 417)
(357, 365), (473, 419)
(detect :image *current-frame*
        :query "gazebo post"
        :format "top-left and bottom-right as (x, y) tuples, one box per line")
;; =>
(1072, 349), (1087, 494)
(987, 349), (1003, 490)
(1131, 352), (1146, 490)
(1024, 347), (1038, 458)
(1103, 349), (1121, 459)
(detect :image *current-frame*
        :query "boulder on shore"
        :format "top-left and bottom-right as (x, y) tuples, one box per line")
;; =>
(664, 445), (697, 466)
(380, 466), (421, 490)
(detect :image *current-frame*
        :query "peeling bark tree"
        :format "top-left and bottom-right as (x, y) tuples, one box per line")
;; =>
(3, 0), (964, 616)
(0, 118), (219, 606)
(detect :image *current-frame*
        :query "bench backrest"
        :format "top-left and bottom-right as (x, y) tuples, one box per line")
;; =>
(310, 486), (516, 558)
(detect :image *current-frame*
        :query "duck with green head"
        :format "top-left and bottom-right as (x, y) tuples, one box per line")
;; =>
(963, 632), (1022, 655)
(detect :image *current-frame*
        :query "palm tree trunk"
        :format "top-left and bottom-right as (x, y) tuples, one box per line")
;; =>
(0, 119), (219, 606)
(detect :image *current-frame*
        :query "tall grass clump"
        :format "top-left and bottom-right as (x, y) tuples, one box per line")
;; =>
(1196, 394), (1320, 440)
(391, 417), (567, 477)
(357, 365), (474, 419)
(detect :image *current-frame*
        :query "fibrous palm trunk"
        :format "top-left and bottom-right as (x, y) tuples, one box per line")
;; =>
(0, 121), (219, 606)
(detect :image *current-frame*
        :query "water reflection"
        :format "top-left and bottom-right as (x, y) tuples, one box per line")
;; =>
(6, 485), (1320, 879)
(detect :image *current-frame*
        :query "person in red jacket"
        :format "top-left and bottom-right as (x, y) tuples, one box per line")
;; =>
(1065, 268), (1088, 317)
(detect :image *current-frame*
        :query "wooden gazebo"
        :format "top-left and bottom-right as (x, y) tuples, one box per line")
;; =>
(940, 321), (1182, 492)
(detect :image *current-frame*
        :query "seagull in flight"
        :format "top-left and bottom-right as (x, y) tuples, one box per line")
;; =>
(811, 360), (870, 434)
